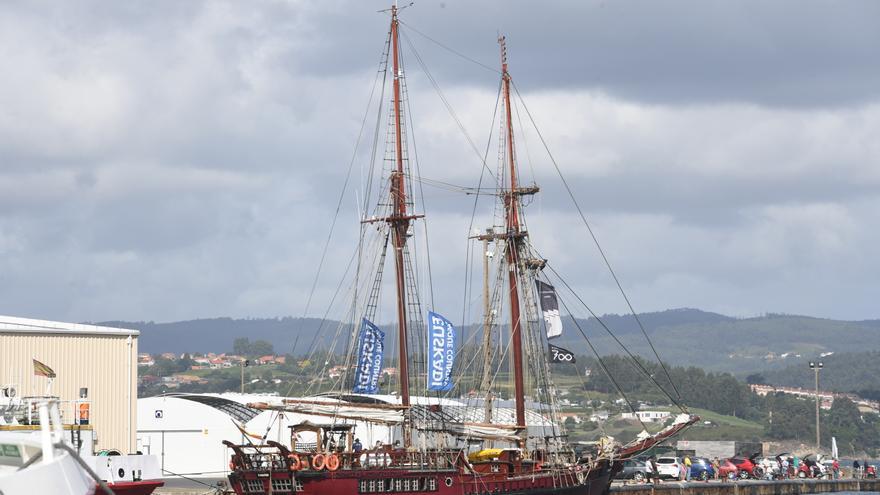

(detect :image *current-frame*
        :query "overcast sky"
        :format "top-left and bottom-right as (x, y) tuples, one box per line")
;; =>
(1, 0), (879, 324)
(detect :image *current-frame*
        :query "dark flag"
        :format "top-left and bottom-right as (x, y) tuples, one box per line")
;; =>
(548, 344), (575, 364)
(536, 280), (563, 339)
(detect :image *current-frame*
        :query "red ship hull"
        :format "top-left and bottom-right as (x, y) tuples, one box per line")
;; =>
(228, 465), (612, 495)
(102, 480), (165, 495)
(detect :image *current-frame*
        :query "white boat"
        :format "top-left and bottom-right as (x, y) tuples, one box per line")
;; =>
(0, 399), (164, 495)
(0, 401), (95, 494)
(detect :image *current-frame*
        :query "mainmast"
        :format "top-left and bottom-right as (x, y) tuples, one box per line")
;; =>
(389, 4), (413, 447)
(499, 36), (527, 444)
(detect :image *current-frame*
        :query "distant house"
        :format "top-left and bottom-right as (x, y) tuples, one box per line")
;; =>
(589, 411), (610, 422)
(328, 365), (347, 378)
(174, 374), (208, 385)
(621, 410), (670, 423)
(257, 355), (275, 365)
(160, 352), (177, 360)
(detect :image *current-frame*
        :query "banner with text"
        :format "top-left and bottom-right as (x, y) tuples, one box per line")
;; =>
(549, 344), (576, 364)
(352, 318), (385, 394)
(537, 280), (564, 339)
(427, 311), (456, 391)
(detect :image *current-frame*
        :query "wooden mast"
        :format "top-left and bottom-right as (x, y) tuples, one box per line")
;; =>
(499, 36), (527, 444)
(389, 4), (412, 447)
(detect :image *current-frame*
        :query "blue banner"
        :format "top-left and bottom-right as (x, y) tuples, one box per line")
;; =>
(352, 318), (385, 394)
(427, 311), (456, 391)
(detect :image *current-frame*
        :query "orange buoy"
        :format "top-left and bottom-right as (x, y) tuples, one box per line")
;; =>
(326, 454), (340, 471)
(288, 453), (302, 471)
(312, 453), (326, 470)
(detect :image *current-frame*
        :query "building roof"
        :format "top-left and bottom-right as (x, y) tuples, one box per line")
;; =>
(0, 315), (139, 337)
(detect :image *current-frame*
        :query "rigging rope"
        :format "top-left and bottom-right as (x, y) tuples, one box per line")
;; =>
(400, 29), (498, 183)
(398, 19), (500, 74)
(537, 259), (686, 411)
(554, 295), (649, 432)
(510, 79), (683, 403)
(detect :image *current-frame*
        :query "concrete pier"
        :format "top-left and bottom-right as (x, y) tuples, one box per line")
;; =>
(611, 479), (880, 495)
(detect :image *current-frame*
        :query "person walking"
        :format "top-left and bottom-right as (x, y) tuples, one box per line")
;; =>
(713, 457), (721, 481)
(793, 455), (800, 477)
(650, 457), (661, 484)
(854, 460), (861, 479)
(684, 455), (692, 481)
(832, 458), (840, 479)
(781, 457), (790, 479)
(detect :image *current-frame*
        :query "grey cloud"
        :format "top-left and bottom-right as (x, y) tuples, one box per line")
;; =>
(0, 0), (879, 324)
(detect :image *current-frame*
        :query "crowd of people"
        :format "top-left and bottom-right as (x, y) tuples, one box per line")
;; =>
(640, 454), (877, 483)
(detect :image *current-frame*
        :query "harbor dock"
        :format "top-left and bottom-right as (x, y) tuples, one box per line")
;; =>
(611, 479), (880, 495)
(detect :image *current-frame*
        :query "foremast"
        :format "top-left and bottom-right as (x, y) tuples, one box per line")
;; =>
(499, 36), (527, 446)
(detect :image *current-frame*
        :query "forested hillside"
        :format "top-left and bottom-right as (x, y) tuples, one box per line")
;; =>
(102, 308), (880, 373)
(760, 350), (880, 399)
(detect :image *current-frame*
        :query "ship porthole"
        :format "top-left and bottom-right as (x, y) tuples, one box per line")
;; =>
(444, 477), (453, 487)
(118, 468), (125, 478)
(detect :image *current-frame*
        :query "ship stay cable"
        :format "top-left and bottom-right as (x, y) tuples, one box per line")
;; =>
(537, 258), (686, 411)
(553, 295), (648, 433)
(510, 80), (683, 403)
(399, 19), (500, 75)
(292, 29), (390, 377)
(401, 28), (498, 183)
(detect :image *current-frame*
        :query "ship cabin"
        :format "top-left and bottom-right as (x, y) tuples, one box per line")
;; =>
(290, 421), (355, 454)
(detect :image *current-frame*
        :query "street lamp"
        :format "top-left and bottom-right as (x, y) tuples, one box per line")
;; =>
(241, 359), (250, 393)
(809, 361), (823, 449)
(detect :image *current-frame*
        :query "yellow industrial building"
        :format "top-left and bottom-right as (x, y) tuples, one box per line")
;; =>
(0, 315), (139, 452)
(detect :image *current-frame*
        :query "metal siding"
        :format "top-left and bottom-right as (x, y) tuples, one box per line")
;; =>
(0, 332), (137, 452)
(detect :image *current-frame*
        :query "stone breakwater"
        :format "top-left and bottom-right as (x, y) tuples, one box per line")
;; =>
(611, 479), (880, 495)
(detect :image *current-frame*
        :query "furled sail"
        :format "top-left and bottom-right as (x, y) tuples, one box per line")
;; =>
(248, 399), (405, 425)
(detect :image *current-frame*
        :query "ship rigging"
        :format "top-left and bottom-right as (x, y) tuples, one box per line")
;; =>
(226, 5), (698, 495)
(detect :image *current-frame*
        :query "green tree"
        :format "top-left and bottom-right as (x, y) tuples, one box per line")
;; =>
(250, 339), (274, 357)
(826, 397), (862, 449)
(233, 338), (251, 356)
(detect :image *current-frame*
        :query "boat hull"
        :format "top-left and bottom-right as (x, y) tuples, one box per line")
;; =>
(228, 465), (612, 495)
(105, 480), (165, 495)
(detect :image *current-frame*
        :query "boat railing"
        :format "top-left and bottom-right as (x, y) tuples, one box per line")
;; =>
(0, 395), (92, 428)
(224, 441), (464, 473)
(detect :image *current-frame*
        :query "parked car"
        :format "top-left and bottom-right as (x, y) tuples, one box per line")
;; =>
(717, 459), (740, 480)
(655, 456), (684, 480)
(728, 453), (763, 479)
(614, 459), (650, 482)
(756, 457), (782, 479)
(688, 457), (716, 481)
(797, 455), (829, 479)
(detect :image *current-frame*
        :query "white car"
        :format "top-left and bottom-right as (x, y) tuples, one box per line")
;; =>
(655, 456), (684, 480)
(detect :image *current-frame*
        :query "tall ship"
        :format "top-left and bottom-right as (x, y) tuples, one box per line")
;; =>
(226, 5), (698, 495)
